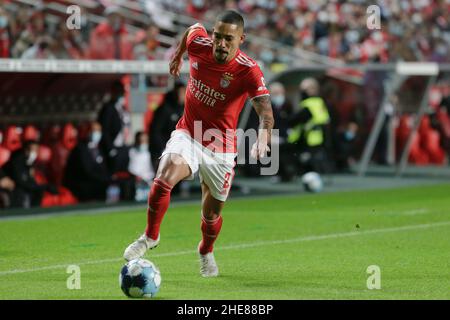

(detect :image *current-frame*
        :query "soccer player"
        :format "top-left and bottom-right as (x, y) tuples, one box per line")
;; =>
(124, 10), (274, 277)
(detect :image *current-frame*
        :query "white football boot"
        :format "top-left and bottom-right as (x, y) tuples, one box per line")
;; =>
(123, 234), (160, 261)
(199, 251), (219, 277)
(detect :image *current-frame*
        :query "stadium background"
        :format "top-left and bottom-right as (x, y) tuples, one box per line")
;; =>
(0, 0), (449, 212)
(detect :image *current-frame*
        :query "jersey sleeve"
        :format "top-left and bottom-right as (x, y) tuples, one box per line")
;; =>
(186, 23), (211, 56)
(245, 65), (270, 100)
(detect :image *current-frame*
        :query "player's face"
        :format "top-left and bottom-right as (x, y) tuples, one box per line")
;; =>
(212, 22), (244, 64)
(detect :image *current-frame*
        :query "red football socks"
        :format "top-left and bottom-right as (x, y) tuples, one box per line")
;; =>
(145, 178), (173, 240)
(199, 215), (223, 255)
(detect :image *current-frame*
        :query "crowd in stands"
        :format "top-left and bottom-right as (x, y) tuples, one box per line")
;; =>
(0, 0), (448, 65)
(0, 80), (155, 209)
(169, 0), (450, 64)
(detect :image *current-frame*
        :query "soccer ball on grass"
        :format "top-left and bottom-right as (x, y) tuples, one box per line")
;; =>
(119, 258), (161, 299)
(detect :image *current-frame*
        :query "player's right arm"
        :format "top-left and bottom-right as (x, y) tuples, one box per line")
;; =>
(169, 23), (206, 77)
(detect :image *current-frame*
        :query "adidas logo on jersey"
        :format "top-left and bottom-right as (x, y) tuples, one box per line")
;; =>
(192, 61), (199, 70)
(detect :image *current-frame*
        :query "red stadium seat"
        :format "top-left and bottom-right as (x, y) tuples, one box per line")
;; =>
(417, 116), (446, 164)
(23, 125), (40, 142)
(37, 145), (52, 163)
(437, 110), (450, 140)
(396, 115), (431, 165)
(2, 126), (22, 151)
(42, 125), (61, 147)
(48, 123), (78, 186)
(408, 133), (429, 165)
(40, 187), (78, 208)
(0, 147), (11, 167)
(62, 123), (78, 150)
(423, 130), (446, 164)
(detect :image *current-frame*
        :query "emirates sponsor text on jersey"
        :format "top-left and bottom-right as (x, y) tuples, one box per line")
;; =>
(189, 76), (226, 107)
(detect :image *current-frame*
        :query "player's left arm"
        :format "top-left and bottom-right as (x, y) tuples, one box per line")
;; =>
(251, 95), (274, 160)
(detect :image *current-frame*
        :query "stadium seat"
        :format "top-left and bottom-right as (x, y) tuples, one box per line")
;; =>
(2, 126), (22, 152)
(23, 125), (40, 141)
(418, 116), (446, 164)
(436, 110), (450, 141)
(396, 115), (430, 165)
(423, 130), (446, 164)
(37, 145), (52, 164)
(0, 146), (11, 168)
(42, 125), (62, 147)
(408, 133), (429, 165)
(48, 123), (78, 186)
(35, 170), (78, 208)
(62, 123), (78, 150)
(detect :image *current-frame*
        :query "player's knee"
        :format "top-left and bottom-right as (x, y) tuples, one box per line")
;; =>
(202, 210), (220, 221)
(155, 155), (190, 185)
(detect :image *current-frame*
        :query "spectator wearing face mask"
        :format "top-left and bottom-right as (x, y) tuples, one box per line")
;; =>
(2, 140), (58, 208)
(89, 6), (134, 60)
(269, 82), (293, 143)
(63, 122), (112, 202)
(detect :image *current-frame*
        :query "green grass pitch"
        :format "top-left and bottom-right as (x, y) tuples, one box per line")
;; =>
(0, 183), (449, 300)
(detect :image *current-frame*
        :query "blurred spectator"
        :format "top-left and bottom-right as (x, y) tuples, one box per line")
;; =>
(51, 24), (87, 59)
(2, 140), (58, 208)
(97, 80), (131, 174)
(128, 131), (154, 185)
(63, 122), (111, 202)
(268, 82), (294, 143)
(287, 77), (331, 175)
(245, 81), (294, 180)
(269, 82), (295, 181)
(1, 1), (448, 64)
(12, 8), (46, 58)
(0, 167), (15, 208)
(89, 6), (134, 60)
(21, 35), (55, 59)
(149, 80), (186, 168)
(134, 23), (161, 60)
(128, 131), (154, 202)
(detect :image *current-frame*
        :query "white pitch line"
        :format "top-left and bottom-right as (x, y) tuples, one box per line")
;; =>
(1, 220), (449, 276)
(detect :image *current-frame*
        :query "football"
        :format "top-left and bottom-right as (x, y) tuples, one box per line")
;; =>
(301, 171), (323, 193)
(119, 258), (161, 299)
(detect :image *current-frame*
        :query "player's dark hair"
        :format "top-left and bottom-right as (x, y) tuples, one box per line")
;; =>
(216, 10), (244, 30)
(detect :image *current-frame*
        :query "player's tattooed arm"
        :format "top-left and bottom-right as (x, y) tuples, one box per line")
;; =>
(252, 95), (274, 133)
(169, 24), (203, 77)
(251, 95), (274, 159)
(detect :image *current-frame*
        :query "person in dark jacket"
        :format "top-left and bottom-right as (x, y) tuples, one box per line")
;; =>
(63, 122), (112, 202)
(97, 80), (130, 174)
(149, 80), (186, 168)
(3, 140), (57, 208)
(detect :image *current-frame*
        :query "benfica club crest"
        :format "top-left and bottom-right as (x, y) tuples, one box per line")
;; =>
(220, 72), (234, 88)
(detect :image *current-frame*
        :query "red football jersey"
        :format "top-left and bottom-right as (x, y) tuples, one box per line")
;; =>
(175, 24), (270, 153)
